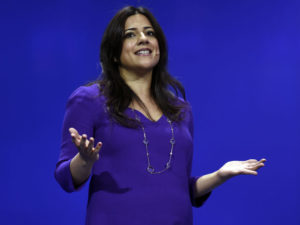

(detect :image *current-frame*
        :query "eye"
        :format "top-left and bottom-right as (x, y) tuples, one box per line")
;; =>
(124, 32), (135, 38)
(146, 30), (155, 36)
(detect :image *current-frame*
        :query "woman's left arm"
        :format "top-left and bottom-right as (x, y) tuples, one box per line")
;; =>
(194, 158), (266, 198)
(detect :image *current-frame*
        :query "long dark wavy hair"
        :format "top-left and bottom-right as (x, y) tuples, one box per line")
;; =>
(91, 6), (187, 127)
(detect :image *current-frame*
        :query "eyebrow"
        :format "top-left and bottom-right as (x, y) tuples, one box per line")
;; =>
(124, 26), (153, 32)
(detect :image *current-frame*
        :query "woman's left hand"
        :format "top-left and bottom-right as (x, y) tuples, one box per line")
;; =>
(218, 158), (266, 180)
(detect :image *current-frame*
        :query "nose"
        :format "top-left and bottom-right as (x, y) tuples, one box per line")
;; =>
(137, 32), (149, 45)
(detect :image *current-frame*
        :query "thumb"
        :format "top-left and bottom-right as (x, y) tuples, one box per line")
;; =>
(69, 127), (79, 138)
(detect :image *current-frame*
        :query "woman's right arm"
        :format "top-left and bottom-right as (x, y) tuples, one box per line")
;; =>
(55, 85), (102, 192)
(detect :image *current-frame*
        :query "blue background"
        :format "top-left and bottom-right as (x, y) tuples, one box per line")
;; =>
(1, 0), (299, 224)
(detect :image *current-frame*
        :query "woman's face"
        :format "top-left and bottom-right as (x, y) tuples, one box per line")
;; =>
(119, 14), (160, 75)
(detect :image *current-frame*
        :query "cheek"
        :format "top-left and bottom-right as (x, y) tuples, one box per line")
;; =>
(122, 41), (135, 53)
(120, 42), (134, 63)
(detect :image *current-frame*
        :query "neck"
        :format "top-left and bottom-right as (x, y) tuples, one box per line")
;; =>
(119, 67), (153, 101)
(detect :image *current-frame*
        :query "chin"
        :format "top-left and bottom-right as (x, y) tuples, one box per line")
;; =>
(138, 60), (159, 69)
(139, 63), (158, 70)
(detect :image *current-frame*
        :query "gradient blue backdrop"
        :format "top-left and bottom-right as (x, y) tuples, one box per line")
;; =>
(1, 0), (299, 224)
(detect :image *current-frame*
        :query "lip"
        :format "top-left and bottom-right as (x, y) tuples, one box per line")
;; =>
(135, 48), (152, 55)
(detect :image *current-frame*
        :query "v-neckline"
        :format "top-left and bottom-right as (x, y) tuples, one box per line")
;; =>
(128, 108), (164, 124)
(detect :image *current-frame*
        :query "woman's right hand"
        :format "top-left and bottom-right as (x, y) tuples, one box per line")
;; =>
(69, 127), (102, 164)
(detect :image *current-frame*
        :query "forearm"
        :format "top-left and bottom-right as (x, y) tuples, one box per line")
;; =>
(70, 153), (94, 187)
(194, 170), (228, 197)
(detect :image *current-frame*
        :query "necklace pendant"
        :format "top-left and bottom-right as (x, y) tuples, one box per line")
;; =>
(170, 138), (175, 144)
(143, 139), (149, 145)
(147, 166), (155, 173)
(166, 162), (171, 169)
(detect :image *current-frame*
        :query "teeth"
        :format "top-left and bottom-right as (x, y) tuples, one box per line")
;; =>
(136, 50), (150, 55)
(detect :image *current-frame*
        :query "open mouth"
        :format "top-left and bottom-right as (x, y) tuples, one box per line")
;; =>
(135, 48), (152, 56)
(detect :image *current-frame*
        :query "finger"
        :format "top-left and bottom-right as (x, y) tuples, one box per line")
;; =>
(94, 142), (102, 154)
(69, 127), (79, 137)
(70, 133), (79, 146)
(69, 128), (81, 145)
(249, 159), (265, 167)
(244, 160), (258, 167)
(87, 137), (95, 152)
(256, 162), (265, 169)
(247, 158), (267, 164)
(247, 162), (265, 171)
(246, 159), (258, 163)
(80, 134), (88, 149)
(241, 169), (258, 175)
(93, 142), (102, 161)
(254, 160), (265, 166)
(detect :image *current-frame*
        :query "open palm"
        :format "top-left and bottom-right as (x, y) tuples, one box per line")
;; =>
(218, 158), (266, 179)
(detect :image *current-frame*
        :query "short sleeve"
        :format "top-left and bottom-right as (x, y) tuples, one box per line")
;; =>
(54, 85), (100, 193)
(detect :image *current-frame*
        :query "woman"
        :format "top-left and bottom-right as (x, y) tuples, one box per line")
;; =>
(55, 6), (266, 225)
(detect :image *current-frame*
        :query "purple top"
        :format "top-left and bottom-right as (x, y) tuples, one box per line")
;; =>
(55, 84), (210, 225)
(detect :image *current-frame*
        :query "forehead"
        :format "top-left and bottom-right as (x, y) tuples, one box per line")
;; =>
(124, 14), (153, 29)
